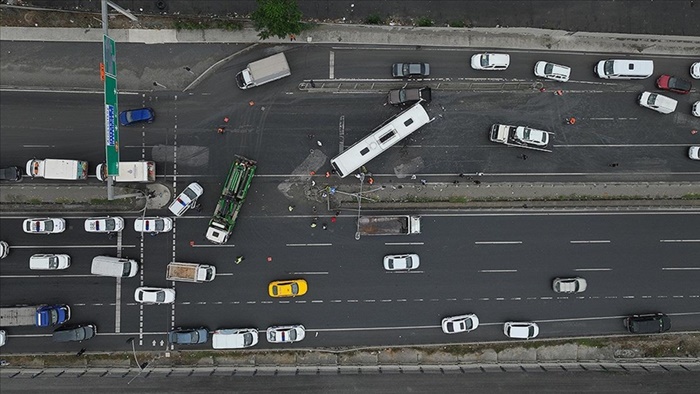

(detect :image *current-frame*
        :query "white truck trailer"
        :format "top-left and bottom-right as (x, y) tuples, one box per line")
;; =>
(489, 124), (553, 152)
(25, 159), (88, 180)
(357, 215), (421, 236)
(166, 262), (216, 283)
(235, 53), (291, 89)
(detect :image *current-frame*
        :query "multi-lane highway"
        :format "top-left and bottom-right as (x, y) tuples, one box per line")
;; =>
(1, 44), (699, 353)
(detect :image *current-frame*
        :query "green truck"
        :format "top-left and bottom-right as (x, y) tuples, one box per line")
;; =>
(205, 156), (256, 244)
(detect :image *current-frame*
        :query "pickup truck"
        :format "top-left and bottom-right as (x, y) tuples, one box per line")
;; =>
(166, 262), (216, 283)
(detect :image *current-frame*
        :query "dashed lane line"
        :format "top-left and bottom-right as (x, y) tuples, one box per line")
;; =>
(575, 268), (612, 271)
(662, 267), (700, 270)
(479, 269), (518, 273)
(286, 243), (333, 247)
(570, 240), (611, 244)
(660, 239), (700, 243)
(475, 241), (522, 245)
(385, 242), (424, 246)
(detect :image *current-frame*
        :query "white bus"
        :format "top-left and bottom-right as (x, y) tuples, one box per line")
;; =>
(330, 103), (430, 178)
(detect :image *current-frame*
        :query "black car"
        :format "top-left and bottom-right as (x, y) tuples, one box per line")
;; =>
(624, 313), (671, 334)
(0, 166), (22, 181)
(387, 87), (432, 106)
(52, 324), (97, 342)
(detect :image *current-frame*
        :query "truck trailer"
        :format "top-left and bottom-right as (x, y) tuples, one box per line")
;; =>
(357, 215), (421, 236)
(25, 159), (88, 180)
(166, 262), (216, 283)
(489, 124), (553, 152)
(0, 305), (71, 327)
(235, 53), (291, 89)
(205, 157), (257, 244)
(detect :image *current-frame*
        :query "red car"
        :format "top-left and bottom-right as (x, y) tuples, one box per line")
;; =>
(656, 74), (692, 94)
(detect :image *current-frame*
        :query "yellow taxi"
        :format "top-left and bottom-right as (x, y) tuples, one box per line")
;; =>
(268, 279), (308, 298)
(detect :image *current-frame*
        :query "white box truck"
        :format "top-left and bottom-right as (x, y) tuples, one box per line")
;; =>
(166, 262), (216, 283)
(25, 159), (88, 180)
(235, 53), (291, 89)
(96, 161), (156, 182)
(358, 215), (421, 236)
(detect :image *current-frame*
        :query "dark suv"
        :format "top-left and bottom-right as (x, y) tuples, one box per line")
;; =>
(0, 166), (22, 181)
(52, 324), (97, 342)
(388, 87), (432, 106)
(624, 313), (671, 334)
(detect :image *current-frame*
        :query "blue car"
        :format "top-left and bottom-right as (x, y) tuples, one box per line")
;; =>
(119, 107), (155, 126)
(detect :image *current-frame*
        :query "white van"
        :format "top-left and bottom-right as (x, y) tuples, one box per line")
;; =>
(212, 328), (259, 349)
(30, 254), (71, 270)
(91, 256), (139, 278)
(594, 59), (653, 79)
(638, 91), (677, 114)
(96, 161), (155, 183)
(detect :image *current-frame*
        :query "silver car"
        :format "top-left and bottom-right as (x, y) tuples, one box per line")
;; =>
(441, 314), (479, 334)
(534, 61), (571, 82)
(552, 277), (588, 293)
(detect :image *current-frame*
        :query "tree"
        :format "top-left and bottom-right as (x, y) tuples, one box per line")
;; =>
(251, 0), (305, 40)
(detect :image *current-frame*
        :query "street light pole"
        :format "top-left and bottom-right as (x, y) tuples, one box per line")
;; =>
(354, 173), (365, 240)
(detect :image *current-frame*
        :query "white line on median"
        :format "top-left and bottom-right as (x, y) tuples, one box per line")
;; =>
(479, 269), (518, 273)
(660, 239), (700, 243)
(7, 245), (137, 249)
(385, 242), (424, 246)
(286, 243), (333, 247)
(574, 268), (612, 271)
(329, 51), (335, 79)
(290, 271), (329, 275)
(474, 241), (522, 245)
(662, 267), (700, 271)
(570, 240), (611, 244)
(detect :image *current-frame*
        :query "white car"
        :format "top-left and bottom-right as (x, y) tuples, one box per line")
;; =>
(691, 62), (700, 79)
(134, 287), (176, 304)
(23, 218), (66, 234)
(84, 216), (124, 233)
(689, 146), (700, 161)
(533, 61), (571, 82)
(29, 254), (71, 270)
(212, 328), (259, 349)
(0, 241), (8, 259)
(383, 254), (420, 271)
(504, 322), (539, 339)
(0, 329), (6, 347)
(441, 314), (479, 334)
(134, 217), (173, 234)
(514, 126), (549, 147)
(552, 277), (587, 293)
(266, 325), (306, 343)
(471, 53), (510, 71)
(692, 101), (699, 117)
(168, 182), (204, 216)
(637, 91), (677, 114)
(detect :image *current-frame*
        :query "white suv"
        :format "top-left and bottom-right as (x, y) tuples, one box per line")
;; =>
(534, 61), (571, 82)
(168, 182), (204, 216)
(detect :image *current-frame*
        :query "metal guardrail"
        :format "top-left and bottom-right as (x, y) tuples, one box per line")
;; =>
(2, 361), (699, 378)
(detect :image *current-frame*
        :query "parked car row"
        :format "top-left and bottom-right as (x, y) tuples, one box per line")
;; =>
(168, 325), (307, 348)
(21, 216), (173, 235)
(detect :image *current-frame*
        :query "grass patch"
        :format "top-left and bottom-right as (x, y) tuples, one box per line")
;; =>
(54, 197), (73, 204)
(448, 20), (465, 28)
(574, 338), (608, 348)
(28, 198), (43, 204)
(416, 17), (434, 27)
(365, 13), (384, 25)
(681, 193), (700, 200)
(173, 19), (242, 31)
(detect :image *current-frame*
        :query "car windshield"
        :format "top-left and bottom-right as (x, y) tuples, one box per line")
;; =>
(290, 283), (299, 294)
(43, 221), (54, 231)
(155, 291), (165, 302)
(480, 55), (490, 67)
(183, 188), (198, 200)
(153, 220), (165, 231)
(604, 60), (615, 75)
(646, 93), (658, 105)
(244, 332), (253, 346)
(404, 257), (413, 267)
(287, 329), (297, 341)
(126, 112), (134, 122)
(544, 63), (554, 74)
(48, 256), (58, 269)
(104, 219), (116, 231)
(122, 263), (131, 276)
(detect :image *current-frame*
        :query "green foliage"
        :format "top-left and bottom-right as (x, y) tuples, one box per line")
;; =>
(251, 0), (305, 40)
(173, 19), (242, 31)
(449, 20), (465, 28)
(365, 13), (384, 25)
(416, 17), (434, 27)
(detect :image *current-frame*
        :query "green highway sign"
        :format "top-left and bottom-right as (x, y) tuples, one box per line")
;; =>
(103, 35), (119, 176)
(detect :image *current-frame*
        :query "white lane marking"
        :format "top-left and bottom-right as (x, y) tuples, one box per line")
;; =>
(574, 268), (612, 271)
(7, 245), (137, 249)
(660, 239), (700, 243)
(478, 269), (518, 273)
(215, 272), (235, 276)
(0, 88), (137, 95)
(190, 244), (237, 248)
(570, 240), (611, 244)
(385, 270), (424, 274)
(662, 267), (700, 271)
(286, 243), (333, 247)
(329, 51), (335, 79)
(0, 274), (107, 278)
(385, 242), (424, 246)
(290, 271), (329, 275)
(23, 145), (52, 148)
(474, 241), (522, 245)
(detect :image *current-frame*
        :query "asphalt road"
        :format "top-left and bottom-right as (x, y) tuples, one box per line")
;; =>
(1, 44), (700, 353)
